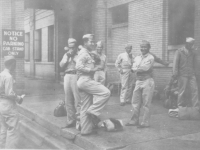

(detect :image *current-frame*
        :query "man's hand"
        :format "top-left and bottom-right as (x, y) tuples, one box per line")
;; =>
(90, 66), (101, 73)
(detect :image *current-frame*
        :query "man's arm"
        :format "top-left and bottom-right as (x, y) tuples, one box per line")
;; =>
(4, 76), (21, 101)
(60, 54), (69, 68)
(99, 55), (106, 70)
(150, 52), (169, 66)
(115, 54), (122, 72)
(137, 57), (154, 72)
(172, 50), (180, 77)
(76, 53), (91, 73)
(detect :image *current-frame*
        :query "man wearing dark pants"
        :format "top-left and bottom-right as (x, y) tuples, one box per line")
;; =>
(173, 37), (199, 108)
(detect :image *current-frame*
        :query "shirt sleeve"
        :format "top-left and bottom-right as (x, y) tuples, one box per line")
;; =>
(115, 55), (122, 71)
(132, 57), (138, 71)
(4, 76), (18, 100)
(150, 52), (166, 65)
(137, 56), (154, 72)
(59, 54), (69, 68)
(76, 53), (91, 72)
(172, 50), (180, 77)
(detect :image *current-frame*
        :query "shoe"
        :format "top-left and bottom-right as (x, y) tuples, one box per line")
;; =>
(126, 101), (131, 104)
(61, 122), (76, 129)
(125, 121), (139, 126)
(120, 102), (125, 106)
(137, 124), (149, 128)
(86, 112), (101, 127)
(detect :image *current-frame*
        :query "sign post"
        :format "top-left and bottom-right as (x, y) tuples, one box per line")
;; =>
(2, 29), (25, 58)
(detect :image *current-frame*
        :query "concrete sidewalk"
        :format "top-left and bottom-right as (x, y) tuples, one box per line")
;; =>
(17, 78), (200, 150)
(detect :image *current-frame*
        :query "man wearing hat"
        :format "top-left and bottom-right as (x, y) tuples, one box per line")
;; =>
(76, 34), (110, 135)
(94, 41), (107, 85)
(60, 38), (81, 128)
(0, 56), (24, 148)
(115, 44), (135, 106)
(126, 40), (155, 128)
(173, 37), (199, 108)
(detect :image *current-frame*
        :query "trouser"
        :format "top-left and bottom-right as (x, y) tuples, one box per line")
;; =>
(177, 76), (199, 108)
(120, 70), (135, 103)
(0, 98), (19, 149)
(131, 78), (155, 126)
(77, 76), (110, 135)
(64, 74), (81, 125)
(94, 70), (106, 85)
(195, 74), (200, 102)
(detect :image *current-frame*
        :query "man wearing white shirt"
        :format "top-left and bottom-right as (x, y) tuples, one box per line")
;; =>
(126, 40), (155, 128)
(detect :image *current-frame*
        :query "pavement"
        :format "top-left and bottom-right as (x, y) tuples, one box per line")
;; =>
(16, 78), (200, 150)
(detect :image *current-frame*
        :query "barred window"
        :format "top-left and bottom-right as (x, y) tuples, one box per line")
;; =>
(112, 4), (128, 25)
(168, 0), (195, 45)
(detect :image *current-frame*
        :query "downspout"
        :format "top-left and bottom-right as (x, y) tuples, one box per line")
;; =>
(103, 0), (108, 57)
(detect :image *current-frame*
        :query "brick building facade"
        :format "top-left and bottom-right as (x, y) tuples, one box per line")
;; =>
(3, 0), (197, 92)
(0, 0), (24, 88)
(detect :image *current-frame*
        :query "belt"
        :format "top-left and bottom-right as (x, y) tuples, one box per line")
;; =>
(65, 70), (76, 74)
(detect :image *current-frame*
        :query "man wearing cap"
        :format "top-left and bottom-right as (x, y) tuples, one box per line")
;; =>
(94, 41), (107, 85)
(0, 56), (24, 148)
(60, 38), (81, 128)
(115, 44), (135, 106)
(126, 40), (155, 128)
(173, 37), (199, 108)
(76, 34), (110, 135)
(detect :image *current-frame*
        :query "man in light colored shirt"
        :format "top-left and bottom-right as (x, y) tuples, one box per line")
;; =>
(115, 44), (135, 106)
(60, 38), (81, 128)
(0, 56), (24, 149)
(76, 34), (110, 136)
(94, 41), (107, 85)
(126, 40), (155, 128)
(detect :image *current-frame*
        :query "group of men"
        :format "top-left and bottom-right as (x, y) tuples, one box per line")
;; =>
(0, 34), (199, 149)
(60, 33), (172, 135)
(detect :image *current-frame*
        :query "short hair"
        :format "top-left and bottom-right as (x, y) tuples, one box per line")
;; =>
(4, 59), (16, 68)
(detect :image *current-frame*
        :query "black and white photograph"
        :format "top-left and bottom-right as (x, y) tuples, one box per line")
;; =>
(0, 0), (200, 149)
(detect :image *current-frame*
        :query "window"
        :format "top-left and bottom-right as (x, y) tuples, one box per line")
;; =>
(112, 4), (128, 25)
(168, 0), (195, 45)
(34, 29), (42, 61)
(48, 25), (54, 62)
(25, 33), (30, 61)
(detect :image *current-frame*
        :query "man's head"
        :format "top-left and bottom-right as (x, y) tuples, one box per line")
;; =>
(140, 40), (151, 55)
(96, 41), (104, 54)
(83, 34), (95, 51)
(185, 37), (195, 51)
(68, 38), (77, 55)
(4, 56), (16, 72)
(125, 44), (132, 54)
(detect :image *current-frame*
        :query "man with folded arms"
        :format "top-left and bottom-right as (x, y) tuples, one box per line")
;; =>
(126, 40), (155, 128)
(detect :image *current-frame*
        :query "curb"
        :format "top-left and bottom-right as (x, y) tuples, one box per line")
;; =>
(18, 105), (124, 150)
(18, 114), (83, 150)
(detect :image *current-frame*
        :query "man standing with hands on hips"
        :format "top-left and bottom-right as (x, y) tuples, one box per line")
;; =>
(76, 34), (110, 136)
(115, 44), (135, 106)
(60, 38), (81, 128)
(126, 40), (155, 128)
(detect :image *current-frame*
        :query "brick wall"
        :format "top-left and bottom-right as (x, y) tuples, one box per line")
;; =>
(94, 0), (173, 90)
(0, 0), (25, 89)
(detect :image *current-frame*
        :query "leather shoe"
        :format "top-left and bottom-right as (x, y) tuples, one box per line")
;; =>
(120, 102), (125, 106)
(86, 112), (101, 127)
(125, 121), (139, 126)
(137, 124), (149, 128)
